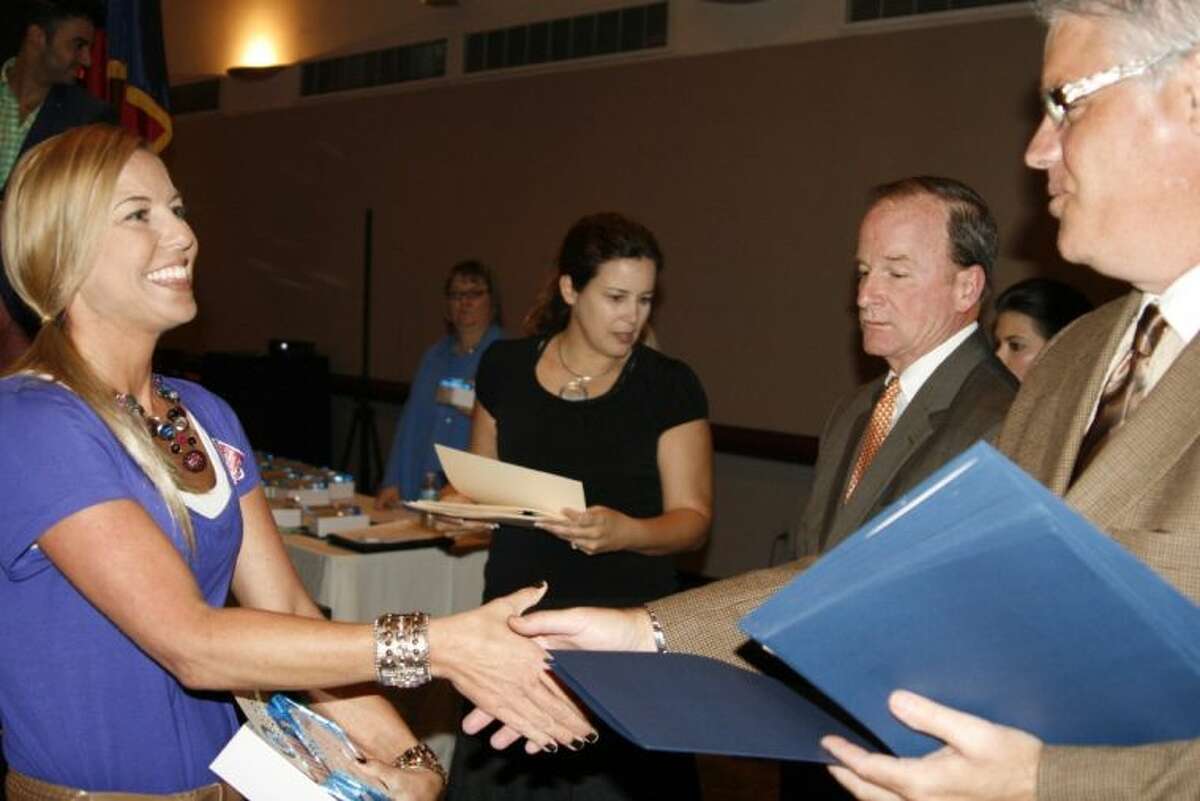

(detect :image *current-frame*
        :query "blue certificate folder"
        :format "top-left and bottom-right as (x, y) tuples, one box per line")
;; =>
(551, 443), (1200, 762)
(550, 650), (879, 762)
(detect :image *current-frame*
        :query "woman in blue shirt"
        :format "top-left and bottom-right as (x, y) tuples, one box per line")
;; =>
(377, 261), (504, 506)
(0, 126), (592, 800)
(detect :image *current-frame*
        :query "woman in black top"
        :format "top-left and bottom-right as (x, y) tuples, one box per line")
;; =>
(447, 213), (712, 801)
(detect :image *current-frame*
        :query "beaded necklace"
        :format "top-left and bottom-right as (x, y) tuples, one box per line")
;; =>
(116, 377), (209, 473)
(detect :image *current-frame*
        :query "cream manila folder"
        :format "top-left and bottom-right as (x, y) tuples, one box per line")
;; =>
(406, 445), (586, 525)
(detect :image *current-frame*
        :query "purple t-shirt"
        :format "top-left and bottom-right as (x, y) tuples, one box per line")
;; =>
(0, 374), (261, 793)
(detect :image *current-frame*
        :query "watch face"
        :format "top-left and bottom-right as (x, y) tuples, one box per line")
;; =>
(396, 743), (447, 785)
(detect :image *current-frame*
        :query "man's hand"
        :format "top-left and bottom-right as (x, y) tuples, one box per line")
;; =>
(509, 605), (657, 652)
(822, 690), (1041, 801)
(461, 605), (658, 751)
(428, 584), (596, 754)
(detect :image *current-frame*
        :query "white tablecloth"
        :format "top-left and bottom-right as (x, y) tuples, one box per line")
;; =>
(283, 534), (488, 766)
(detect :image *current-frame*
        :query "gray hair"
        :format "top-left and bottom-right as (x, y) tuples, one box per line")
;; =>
(1035, 1), (1200, 63)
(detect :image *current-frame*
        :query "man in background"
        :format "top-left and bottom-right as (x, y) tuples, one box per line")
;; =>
(1, 0), (113, 364)
(631, 176), (1018, 671)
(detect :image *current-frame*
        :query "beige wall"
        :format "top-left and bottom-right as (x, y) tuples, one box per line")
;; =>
(162, 0), (1029, 82)
(162, 14), (1123, 436)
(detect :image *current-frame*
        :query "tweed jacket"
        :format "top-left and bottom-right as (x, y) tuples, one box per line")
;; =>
(651, 328), (1017, 666)
(997, 292), (1200, 801)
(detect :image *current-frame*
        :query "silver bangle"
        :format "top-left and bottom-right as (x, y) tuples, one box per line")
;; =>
(374, 612), (431, 688)
(645, 607), (668, 653)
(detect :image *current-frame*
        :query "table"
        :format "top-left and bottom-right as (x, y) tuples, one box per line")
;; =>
(283, 532), (488, 765)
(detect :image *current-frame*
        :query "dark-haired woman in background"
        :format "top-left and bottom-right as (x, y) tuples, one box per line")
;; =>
(447, 213), (712, 801)
(993, 277), (1092, 382)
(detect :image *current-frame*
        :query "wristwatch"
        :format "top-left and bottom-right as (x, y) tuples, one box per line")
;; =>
(393, 742), (448, 787)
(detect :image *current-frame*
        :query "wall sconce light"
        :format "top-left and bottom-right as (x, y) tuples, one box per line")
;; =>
(228, 35), (287, 80)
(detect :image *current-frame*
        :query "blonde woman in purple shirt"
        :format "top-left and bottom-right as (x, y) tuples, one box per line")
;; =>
(0, 125), (593, 800)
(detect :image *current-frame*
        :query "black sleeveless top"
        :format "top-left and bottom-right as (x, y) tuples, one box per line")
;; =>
(475, 337), (708, 609)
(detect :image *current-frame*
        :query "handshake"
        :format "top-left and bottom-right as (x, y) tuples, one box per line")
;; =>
(426, 582), (655, 753)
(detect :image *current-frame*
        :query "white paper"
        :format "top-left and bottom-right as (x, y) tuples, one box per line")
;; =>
(433, 444), (586, 516)
(210, 724), (334, 801)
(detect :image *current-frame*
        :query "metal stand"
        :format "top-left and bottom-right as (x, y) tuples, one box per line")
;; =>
(339, 209), (384, 490)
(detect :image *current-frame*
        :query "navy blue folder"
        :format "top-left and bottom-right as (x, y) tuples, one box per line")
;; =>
(550, 650), (877, 762)
(550, 443), (1200, 761)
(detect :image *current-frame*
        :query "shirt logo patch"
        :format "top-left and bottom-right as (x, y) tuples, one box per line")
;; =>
(215, 440), (246, 484)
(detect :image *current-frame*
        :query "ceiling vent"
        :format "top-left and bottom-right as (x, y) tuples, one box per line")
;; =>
(300, 40), (448, 96)
(848, 0), (1025, 23)
(465, 2), (668, 75)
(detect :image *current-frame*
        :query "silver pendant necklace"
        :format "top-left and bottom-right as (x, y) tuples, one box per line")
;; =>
(557, 336), (621, 401)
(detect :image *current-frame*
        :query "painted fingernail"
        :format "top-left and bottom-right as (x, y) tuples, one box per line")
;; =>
(568, 738), (585, 751)
(585, 731), (599, 744)
(537, 580), (548, 588)
(542, 742), (558, 753)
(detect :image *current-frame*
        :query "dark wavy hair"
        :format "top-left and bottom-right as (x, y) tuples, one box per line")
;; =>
(523, 212), (663, 336)
(994, 278), (1092, 340)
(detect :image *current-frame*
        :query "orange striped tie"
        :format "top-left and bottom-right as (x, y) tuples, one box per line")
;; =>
(844, 377), (900, 502)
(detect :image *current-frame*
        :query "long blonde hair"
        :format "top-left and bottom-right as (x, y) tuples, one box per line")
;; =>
(2, 124), (195, 547)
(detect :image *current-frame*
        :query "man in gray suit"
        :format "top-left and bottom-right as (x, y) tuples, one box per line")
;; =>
(632, 175), (1017, 669)
(797, 177), (1017, 558)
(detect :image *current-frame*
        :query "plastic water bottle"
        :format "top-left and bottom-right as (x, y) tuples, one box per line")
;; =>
(420, 471), (438, 528)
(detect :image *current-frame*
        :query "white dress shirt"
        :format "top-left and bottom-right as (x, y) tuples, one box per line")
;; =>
(885, 322), (979, 426)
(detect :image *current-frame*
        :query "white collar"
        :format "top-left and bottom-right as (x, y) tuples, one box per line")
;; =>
(1141, 263), (1200, 345)
(888, 322), (978, 403)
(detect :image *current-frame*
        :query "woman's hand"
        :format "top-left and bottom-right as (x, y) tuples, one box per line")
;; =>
(357, 758), (444, 801)
(536, 506), (630, 555)
(375, 486), (402, 510)
(428, 583), (597, 753)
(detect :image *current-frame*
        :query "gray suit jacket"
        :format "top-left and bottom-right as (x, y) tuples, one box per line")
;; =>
(997, 292), (1200, 801)
(652, 328), (1017, 665)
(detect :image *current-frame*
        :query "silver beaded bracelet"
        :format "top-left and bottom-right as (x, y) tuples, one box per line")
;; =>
(374, 612), (431, 688)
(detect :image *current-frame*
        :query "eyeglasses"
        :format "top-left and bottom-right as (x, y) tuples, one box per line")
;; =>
(446, 289), (487, 302)
(1042, 53), (1168, 127)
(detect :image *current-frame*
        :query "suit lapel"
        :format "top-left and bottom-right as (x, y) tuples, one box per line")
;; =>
(832, 329), (990, 543)
(813, 387), (876, 551)
(1031, 295), (1140, 496)
(1067, 323), (1200, 529)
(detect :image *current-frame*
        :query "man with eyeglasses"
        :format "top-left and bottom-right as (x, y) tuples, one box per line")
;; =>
(816, 1), (1200, 799)
(503, 2), (1200, 799)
